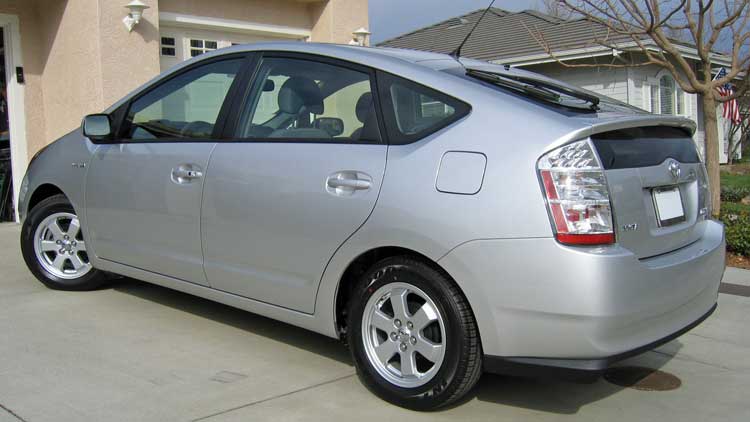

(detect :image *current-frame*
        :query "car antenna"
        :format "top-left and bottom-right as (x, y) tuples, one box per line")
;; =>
(450, 0), (496, 61)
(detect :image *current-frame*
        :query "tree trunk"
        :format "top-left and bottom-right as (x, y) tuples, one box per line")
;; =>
(702, 94), (722, 217)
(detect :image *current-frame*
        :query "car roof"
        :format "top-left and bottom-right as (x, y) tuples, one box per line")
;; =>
(105, 42), (471, 113)
(219, 41), (466, 71)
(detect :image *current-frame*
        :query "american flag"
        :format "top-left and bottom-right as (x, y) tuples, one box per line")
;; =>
(714, 68), (741, 124)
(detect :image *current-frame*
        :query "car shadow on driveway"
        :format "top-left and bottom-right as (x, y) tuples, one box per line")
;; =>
(111, 278), (354, 366)
(466, 340), (682, 414)
(111, 277), (681, 414)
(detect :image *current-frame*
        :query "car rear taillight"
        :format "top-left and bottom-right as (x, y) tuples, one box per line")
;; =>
(537, 140), (615, 245)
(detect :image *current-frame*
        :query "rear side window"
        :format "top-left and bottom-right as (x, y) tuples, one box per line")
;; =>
(235, 56), (381, 143)
(378, 72), (470, 145)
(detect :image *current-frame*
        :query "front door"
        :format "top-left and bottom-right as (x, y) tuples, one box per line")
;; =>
(85, 57), (246, 285)
(202, 55), (387, 313)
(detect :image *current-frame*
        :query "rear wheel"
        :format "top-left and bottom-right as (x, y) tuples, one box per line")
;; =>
(347, 256), (482, 410)
(21, 194), (106, 290)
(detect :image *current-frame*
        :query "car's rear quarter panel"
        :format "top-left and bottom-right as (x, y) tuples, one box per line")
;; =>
(315, 66), (591, 336)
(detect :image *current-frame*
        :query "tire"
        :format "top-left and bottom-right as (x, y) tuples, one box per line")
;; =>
(20, 194), (107, 291)
(347, 256), (483, 410)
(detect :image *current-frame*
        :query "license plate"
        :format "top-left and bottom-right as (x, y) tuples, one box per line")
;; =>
(653, 186), (686, 227)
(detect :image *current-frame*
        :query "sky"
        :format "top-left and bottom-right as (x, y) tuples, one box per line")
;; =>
(369, 0), (538, 44)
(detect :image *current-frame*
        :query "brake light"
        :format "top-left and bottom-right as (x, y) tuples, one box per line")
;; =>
(537, 140), (615, 245)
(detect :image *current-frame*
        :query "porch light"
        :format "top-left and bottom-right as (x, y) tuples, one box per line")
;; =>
(123, 0), (150, 32)
(351, 27), (371, 46)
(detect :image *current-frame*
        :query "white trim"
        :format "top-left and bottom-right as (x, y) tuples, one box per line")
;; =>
(0, 13), (27, 222)
(159, 12), (311, 39)
(497, 40), (735, 69)
(626, 66), (634, 105)
(496, 46), (619, 67)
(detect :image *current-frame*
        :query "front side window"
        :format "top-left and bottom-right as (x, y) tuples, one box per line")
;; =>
(124, 58), (243, 140)
(236, 57), (381, 143)
(379, 73), (470, 144)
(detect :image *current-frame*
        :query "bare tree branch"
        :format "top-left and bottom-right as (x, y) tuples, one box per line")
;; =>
(535, 0), (750, 215)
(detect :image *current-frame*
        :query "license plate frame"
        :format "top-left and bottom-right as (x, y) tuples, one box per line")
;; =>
(652, 186), (686, 227)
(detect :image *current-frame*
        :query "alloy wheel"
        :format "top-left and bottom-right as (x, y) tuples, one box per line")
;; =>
(361, 282), (446, 388)
(33, 212), (92, 279)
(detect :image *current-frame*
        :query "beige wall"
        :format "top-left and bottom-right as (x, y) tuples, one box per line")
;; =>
(160, 0), (313, 30)
(37, 0), (103, 151)
(161, 0), (369, 44)
(97, 0), (160, 108)
(0, 0), (47, 159)
(1, 0), (368, 161)
(0, 0), (160, 158)
(310, 0), (369, 44)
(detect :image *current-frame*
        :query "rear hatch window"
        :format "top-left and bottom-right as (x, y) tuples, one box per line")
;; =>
(592, 127), (701, 169)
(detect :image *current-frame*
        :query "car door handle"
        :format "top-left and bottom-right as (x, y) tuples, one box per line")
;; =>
(326, 171), (373, 196)
(171, 165), (204, 184)
(327, 178), (371, 190)
(173, 169), (203, 179)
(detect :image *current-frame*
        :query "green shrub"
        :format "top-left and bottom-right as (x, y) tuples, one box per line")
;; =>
(722, 202), (750, 216)
(720, 210), (750, 256)
(720, 185), (750, 202)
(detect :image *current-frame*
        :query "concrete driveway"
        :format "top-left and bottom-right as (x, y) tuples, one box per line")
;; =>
(1, 222), (749, 422)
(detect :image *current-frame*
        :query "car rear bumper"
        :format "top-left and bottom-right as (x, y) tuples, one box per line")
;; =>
(483, 302), (716, 382)
(438, 220), (724, 367)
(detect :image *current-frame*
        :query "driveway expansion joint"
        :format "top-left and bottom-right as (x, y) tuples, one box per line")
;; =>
(0, 403), (27, 422)
(191, 373), (356, 421)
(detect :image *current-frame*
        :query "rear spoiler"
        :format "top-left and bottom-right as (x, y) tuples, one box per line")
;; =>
(545, 116), (697, 155)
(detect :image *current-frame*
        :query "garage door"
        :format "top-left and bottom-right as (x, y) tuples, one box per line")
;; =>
(159, 26), (291, 72)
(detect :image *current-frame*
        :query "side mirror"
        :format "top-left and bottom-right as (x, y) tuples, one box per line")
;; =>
(82, 114), (113, 141)
(313, 117), (344, 137)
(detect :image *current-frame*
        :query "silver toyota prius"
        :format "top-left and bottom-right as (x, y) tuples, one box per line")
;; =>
(18, 42), (725, 410)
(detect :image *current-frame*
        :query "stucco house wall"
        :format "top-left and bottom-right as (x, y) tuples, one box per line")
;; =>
(0, 0), (369, 221)
(1, 0), (368, 160)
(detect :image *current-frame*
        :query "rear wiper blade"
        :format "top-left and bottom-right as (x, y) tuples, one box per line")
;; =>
(467, 69), (561, 103)
(467, 69), (600, 109)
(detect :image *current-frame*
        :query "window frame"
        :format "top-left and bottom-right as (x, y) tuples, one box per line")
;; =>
(101, 53), (255, 145)
(189, 38), (219, 58)
(221, 51), (388, 145)
(375, 71), (471, 145)
(644, 73), (688, 117)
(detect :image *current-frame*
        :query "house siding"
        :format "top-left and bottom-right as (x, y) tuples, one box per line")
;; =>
(520, 58), (730, 161)
(524, 61), (630, 104)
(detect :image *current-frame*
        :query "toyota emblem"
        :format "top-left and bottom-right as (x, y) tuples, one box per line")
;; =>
(667, 159), (681, 181)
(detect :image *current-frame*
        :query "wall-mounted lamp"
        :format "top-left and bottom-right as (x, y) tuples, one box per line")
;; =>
(123, 0), (150, 32)
(349, 27), (371, 46)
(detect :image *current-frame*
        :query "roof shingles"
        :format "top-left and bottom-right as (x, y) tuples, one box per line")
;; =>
(377, 8), (635, 62)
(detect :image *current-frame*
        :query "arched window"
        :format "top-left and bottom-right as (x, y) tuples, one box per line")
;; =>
(657, 74), (685, 115)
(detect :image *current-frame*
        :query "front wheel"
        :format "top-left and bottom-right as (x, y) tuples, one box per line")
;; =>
(20, 194), (107, 291)
(347, 256), (483, 410)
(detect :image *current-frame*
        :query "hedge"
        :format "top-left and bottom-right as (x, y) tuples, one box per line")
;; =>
(720, 185), (750, 203)
(720, 206), (750, 256)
